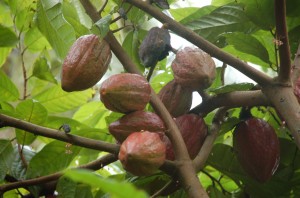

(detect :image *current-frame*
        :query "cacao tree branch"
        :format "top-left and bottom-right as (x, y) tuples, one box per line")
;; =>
(80, 1), (209, 197)
(190, 90), (269, 116)
(125, 0), (273, 86)
(275, 0), (292, 83)
(0, 113), (120, 155)
(0, 154), (117, 194)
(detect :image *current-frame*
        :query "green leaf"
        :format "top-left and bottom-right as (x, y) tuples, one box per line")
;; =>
(33, 84), (93, 113)
(26, 141), (81, 179)
(57, 176), (93, 198)
(211, 0), (235, 6)
(10, 146), (35, 180)
(170, 6), (216, 24)
(32, 56), (57, 83)
(15, 99), (48, 144)
(208, 83), (254, 94)
(184, 3), (257, 43)
(150, 71), (174, 93)
(0, 140), (14, 181)
(0, 69), (20, 102)
(223, 32), (271, 66)
(0, 24), (18, 47)
(24, 27), (52, 52)
(64, 169), (148, 198)
(239, 0), (275, 30)
(207, 185), (230, 198)
(94, 15), (112, 38)
(122, 30), (144, 73)
(35, 0), (76, 59)
(0, 47), (12, 68)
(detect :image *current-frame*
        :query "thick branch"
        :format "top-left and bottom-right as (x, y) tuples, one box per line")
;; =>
(126, 0), (272, 86)
(80, 0), (208, 197)
(0, 113), (120, 155)
(0, 154), (117, 193)
(190, 90), (269, 115)
(275, 0), (292, 83)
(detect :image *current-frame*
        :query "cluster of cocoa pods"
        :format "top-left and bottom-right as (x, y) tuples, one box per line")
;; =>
(60, 32), (281, 184)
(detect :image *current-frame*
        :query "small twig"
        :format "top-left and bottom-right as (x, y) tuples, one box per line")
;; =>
(98, 0), (108, 15)
(201, 170), (231, 195)
(17, 144), (28, 169)
(111, 25), (133, 33)
(110, 5), (133, 24)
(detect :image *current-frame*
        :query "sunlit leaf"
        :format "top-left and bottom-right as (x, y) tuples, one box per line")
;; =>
(32, 56), (57, 83)
(0, 70), (20, 102)
(64, 169), (148, 198)
(170, 6), (216, 24)
(0, 47), (12, 68)
(33, 85), (93, 113)
(35, 0), (76, 59)
(24, 27), (52, 51)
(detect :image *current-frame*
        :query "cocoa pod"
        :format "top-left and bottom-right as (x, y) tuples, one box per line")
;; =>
(158, 79), (193, 117)
(233, 118), (280, 183)
(171, 47), (216, 91)
(61, 34), (111, 92)
(100, 73), (151, 113)
(139, 27), (171, 68)
(109, 111), (166, 142)
(119, 131), (166, 176)
(163, 114), (208, 160)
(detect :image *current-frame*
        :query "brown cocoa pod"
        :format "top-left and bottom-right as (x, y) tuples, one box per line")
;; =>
(158, 79), (193, 117)
(171, 47), (216, 91)
(233, 118), (280, 183)
(139, 27), (171, 68)
(61, 34), (111, 92)
(119, 131), (166, 176)
(163, 114), (208, 160)
(100, 73), (151, 113)
(109, 111), (166, 142)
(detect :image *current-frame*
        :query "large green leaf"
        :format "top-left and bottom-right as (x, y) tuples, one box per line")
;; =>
(0, 140), (14, 181)
(32, 56), (57, 84)
(64, 169), (148, 198)
(35, 0), (76, 59)
(0, 24), (18, 47)
(26, 140), (81, 179)
(56, 176), (93, 198)
(33, 85), (93, 113)
(170, 6), (216, 24)
(0, 70), (20, 102)
(223, 32), (271, 66)
(15, 99), (48, 145)
(0, 47), (12, 68)
(24, 27), (52, 52)
(184, 3), (257, 43)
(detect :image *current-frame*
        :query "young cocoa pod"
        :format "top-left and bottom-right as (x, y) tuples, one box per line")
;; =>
(233, 118), (280, 183)
(109, 111), (166, 142)
(139, 27), (171, 68)
(61, 34), (111, 92)
(100, 73), (151, 113)
(119, 131), (166, 176)
(158, 80), (193, 117)
(171, 47), (216, 91)
(163, 114), (208, 160)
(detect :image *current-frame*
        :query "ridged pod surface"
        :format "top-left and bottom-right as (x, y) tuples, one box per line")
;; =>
(171, 47), (216, 91)
(119, 131), (166, 176)
(109, 111), (166, 142)
(139, 27), (171, 68)
(163, 114), (208, 160)
(61, 34), (111, 92)
(158, 80), (193, 117)
(233, 118), (280, 183)
(100, 73), (151, 113)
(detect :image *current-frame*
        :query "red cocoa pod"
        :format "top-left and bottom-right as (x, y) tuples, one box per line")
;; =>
(139, 27), (171, 68)
(171, 47), (216, 91)
(119, 131), (166, 176)
(163, 114), (208, 160)
(158, 79), (193, 117)
(109, 111), (166, 142)
(61, 34), (111, 92)
(100, 73), (151, 113)
(233, 118), (280, 183)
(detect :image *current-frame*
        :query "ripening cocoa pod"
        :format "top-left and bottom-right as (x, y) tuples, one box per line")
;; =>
(61, 34), (111, 92)
(233, 118), (280, 183)
(119, 131), (166, 176)
(139, 27), (171, 68)
(163, 114), (208, 160)
(100, 73), (151, 113)
(171, 47), (216, 91)
(109, 111), (166, 142)
(158, 80), (193, 117)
